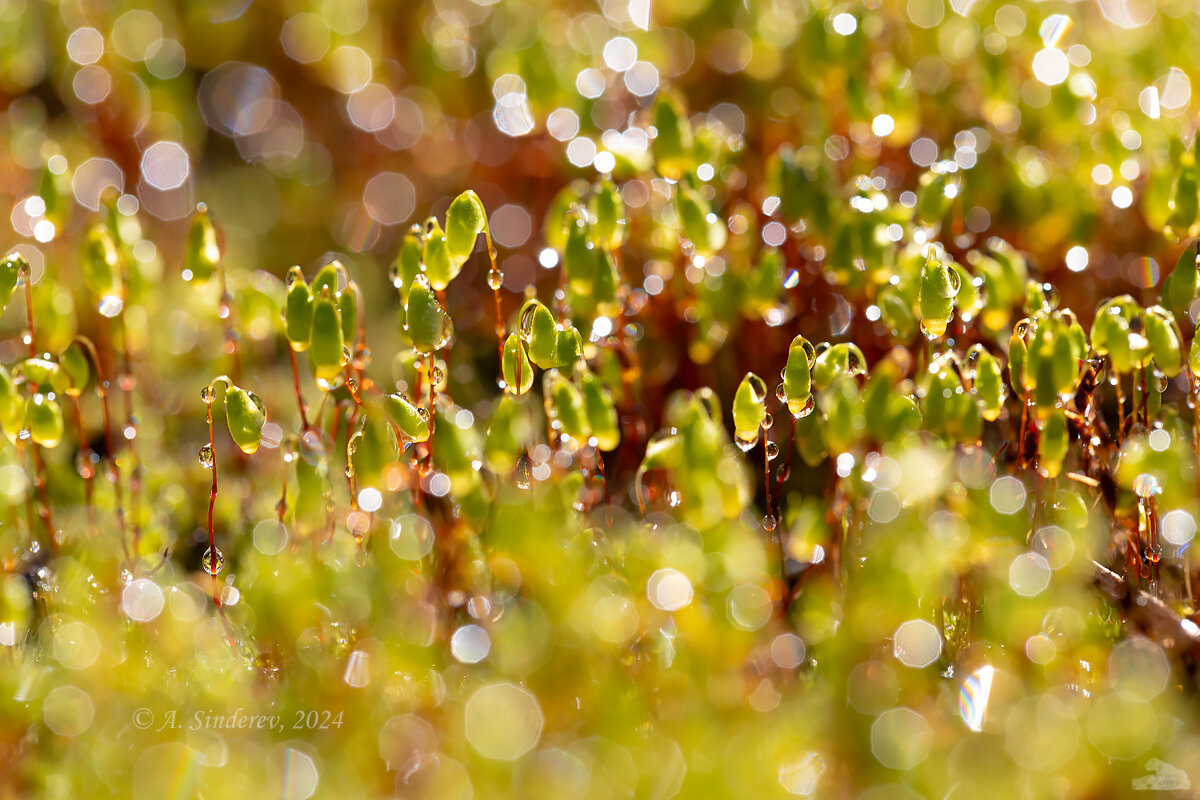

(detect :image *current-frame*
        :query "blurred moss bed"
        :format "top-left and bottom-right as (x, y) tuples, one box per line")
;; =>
(4, 0), (1200, 798)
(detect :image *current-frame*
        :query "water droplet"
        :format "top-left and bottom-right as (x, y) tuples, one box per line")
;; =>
(97, 295), (124, 318)
(430, 366), (445, 384)
(487, 268), (504, 291)
(775, 383), (787, 403)
(763, 514), (778, 531)
(202, 547), (224, 575)
(346, 377), (359, 394)
(198, 444), (215, 469)
(200, 385), (214, 404)
(736, 434), (758, 452)
(1143, 543), (1163, 564)
(515, 454), (532, 489)
(762, 412), (774, 430)
(920, 317), (949, 340)
(436, 317), (455, 349)
(777, 464), (791, 482)
(766, 441), (780, 460)
(1133, 473), (1161, 499)
(791, 394), (816, 419)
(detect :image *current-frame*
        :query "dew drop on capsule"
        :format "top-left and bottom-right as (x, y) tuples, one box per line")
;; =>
(919, 317), (949, 340)
(793, 395), (816, 419)
(198, 444), (215, 469)
(735, 434), (758, 452)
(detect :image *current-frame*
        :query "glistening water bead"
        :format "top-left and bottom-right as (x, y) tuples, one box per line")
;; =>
(202, 547), (224, 575)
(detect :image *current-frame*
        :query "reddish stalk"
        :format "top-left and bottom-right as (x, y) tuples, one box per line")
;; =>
(289, 348), (310, 430)
(761, 428), (775, 530)
(70, 396), (97, 531)
(484, 228), (505, 364)
(202, 398), (235, 646)
(426, 353), (436, 464)
(21, 268), (56, 547)
(97, 379), (129, 557)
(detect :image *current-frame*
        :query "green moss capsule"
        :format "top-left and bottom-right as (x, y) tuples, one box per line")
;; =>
(592, 250), (622, 317)
(811, 343), (867, 391)
(1008, 321), (1030, 394)
(225, 385), (266, 455)
(26, 393), (64, 448)
(391, 234), (424, 303)
(590, 180), (626, 250)
(918, 249), (957, 340)
(1038, 407), (1069, 478)
(675, 180), (727, 256)
(83, 225), (121, 299)
(968, 345), (1006, 422)
(1144, 306), (1183, 377)
(60, 342), (91, 397)
(1161, 243), (1198, 320)
(484, 394), (527, 473)
(581, 370), (620, 451)
(0, 252), (24, 314)
(423, 220), (456, 290)
(383, 392), (430, 443)
(0, 364), (19, 426)
(503, 333), (534, 395)
(732, 373), (767, 447)
(338, 284), (358, 344)
(548, 375), (588, 442)
(285, 268), (314, 351)
(293, 452), (326, 522)
(310, 261), (339, 297)
(404, 275), (448, 354)
(185, 204), (220, 284)
(349, 411), (392, 490)
(520, 299), (559, 369)
(16, 358), (65, 394)
(309, 288), (347, 381)
(652, 93), (693, 179)
(555, 325), (585, 368)
(782, 335), (815, 417)
(1167, 158), (1198, 237)
(564, 217), (597, 296)
(1091, 300), (1136, 373)
(916, 168), (958, 226)
(445, 190), (487, 266)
